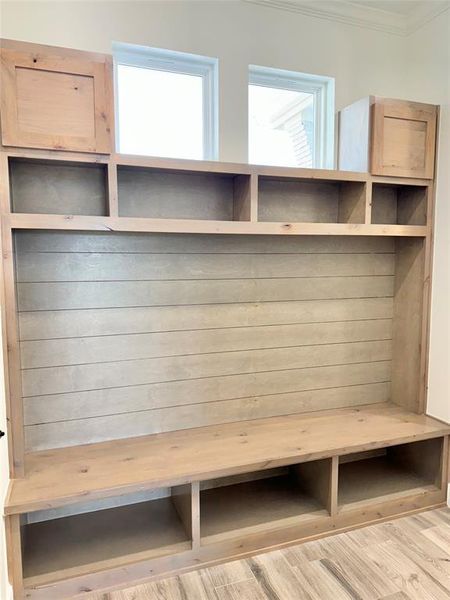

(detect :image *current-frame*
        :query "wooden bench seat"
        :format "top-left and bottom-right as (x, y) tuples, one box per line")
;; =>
(6, 402), (449, 516)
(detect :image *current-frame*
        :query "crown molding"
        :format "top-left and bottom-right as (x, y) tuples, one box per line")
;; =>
(407, 0), (450, 34)
(243, 0), (450, 36)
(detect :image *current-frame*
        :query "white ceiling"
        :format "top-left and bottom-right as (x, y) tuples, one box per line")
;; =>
(245, 0), (450, 35)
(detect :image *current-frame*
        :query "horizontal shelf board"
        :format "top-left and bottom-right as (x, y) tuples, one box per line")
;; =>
(115, 155), (367, 181)
(22, 497), (190, 583)
(200, 474), (327, 544)
(3, 150), (432, 184)
(6, 403), (449, 515)
(338, 456), (440, 510)
(7, 214), (430, 236)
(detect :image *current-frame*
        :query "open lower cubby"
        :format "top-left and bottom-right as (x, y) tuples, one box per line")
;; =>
(118, 165), (252, 221)
(200, 460), (331, 544)
(258, 176), (366, 223)
(21, 487), (192, 581)
(8, 158), (108, 216)
(338, 437), (444, 511)
(371, 183), (428, 225)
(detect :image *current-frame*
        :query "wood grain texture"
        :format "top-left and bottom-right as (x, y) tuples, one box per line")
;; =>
(1, 42), (112, 153)
(15, 231), (396, 449)
(5, 403), (449, 515)
(391, 238), (425, 412)
(371, 98), (437, 179)
(89, 508), (450, 600)
(8, 211), (430, 236)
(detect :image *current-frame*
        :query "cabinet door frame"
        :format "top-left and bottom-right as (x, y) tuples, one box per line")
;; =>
(371, 98), (437, 179)
(1, 45), (112, 153)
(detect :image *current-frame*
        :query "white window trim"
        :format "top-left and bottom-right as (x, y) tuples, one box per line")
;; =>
(249, 65), (335, 169)
(113, 42), (219, 160)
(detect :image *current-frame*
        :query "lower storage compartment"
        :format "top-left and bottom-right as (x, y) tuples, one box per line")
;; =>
(200, 461), (331, 544)
(338, 438), (444, 511)
(22, 488), (193, 581)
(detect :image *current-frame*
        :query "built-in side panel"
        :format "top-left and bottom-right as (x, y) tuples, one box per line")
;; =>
(9, 159), (107, 215)
(391, 238), (425, 412)
(15, 232), (395, 451)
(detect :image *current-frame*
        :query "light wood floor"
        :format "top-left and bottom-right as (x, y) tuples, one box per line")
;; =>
(93, 508), (450, 600)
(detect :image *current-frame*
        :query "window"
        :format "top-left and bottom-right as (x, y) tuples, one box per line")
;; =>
(249, 65), (334, 169)
(114, 43), (218, 160)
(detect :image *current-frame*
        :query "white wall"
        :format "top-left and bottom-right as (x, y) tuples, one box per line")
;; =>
(0, 0), (407, 161)
(0, 1), (448, 597)
(403, 11), (450, 424)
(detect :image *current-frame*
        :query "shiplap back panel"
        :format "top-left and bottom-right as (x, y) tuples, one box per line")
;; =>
(15, 232), (395, 451)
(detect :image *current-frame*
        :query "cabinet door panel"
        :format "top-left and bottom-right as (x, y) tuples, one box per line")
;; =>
(371, 99), (436, 179)
(1, 43), (112, 153)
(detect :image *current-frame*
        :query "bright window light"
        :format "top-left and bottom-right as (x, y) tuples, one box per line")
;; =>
(249, 66), (334, 169)
(114, 43), (218, 160)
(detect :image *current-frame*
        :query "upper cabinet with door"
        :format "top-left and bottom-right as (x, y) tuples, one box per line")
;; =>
(0, 39), (113, 154)
(339, 96), (437, 179)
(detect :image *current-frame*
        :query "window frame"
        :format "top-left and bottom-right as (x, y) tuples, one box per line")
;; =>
(248, 65), (335, 169)
(113, 42), (219, 160)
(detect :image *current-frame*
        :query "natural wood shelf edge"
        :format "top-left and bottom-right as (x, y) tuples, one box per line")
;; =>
(5, 213), (431, 237)
(6, 402), (449, 516)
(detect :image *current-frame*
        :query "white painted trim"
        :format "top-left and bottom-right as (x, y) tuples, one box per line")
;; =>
(249, 64), (335, 169)
(112, 42), (219, 160)
(243, 0), (450, 37)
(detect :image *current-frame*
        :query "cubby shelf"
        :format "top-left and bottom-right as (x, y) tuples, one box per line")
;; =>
(5, 153), (432, 235)
(6, 402), (448, 596)
(200, 465), (330, 544)
(22, 496), (191, 583)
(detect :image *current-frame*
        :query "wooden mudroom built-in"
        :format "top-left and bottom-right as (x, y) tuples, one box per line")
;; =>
(1, 39), (449, 600)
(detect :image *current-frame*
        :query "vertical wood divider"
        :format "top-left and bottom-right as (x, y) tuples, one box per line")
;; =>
(1, 221), (25, 476)
(233, 173), (258, 222)
(172, 482), (201, 550)
(107, 161), (119, 217)
(250, 173), (258, 222)
(191, 481), (201, 550)
(365, 181), (373, 225)
(0, 153), (11, 213)
(330, 456), (339, 518)
(440, 436), (449, 491)
(6, 515), (23, 599)
(1, 212), (25, 476)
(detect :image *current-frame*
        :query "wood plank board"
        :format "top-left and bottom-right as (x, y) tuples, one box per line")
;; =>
(6, 213), (430, 236)
(6, 403), (450, 515)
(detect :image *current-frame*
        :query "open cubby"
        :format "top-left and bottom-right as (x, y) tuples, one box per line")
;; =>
(9, 158), (108, 216)
(200, 461), (331, 543)
(371, 184), (428, 225)
(338, 438), (444, 510)
(21, 488), (192, 581)
(258, 177), (366, 223)
(118, 166), (252, 221)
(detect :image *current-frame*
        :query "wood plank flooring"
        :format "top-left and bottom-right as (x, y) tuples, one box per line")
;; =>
(90, 507), (450, 600)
